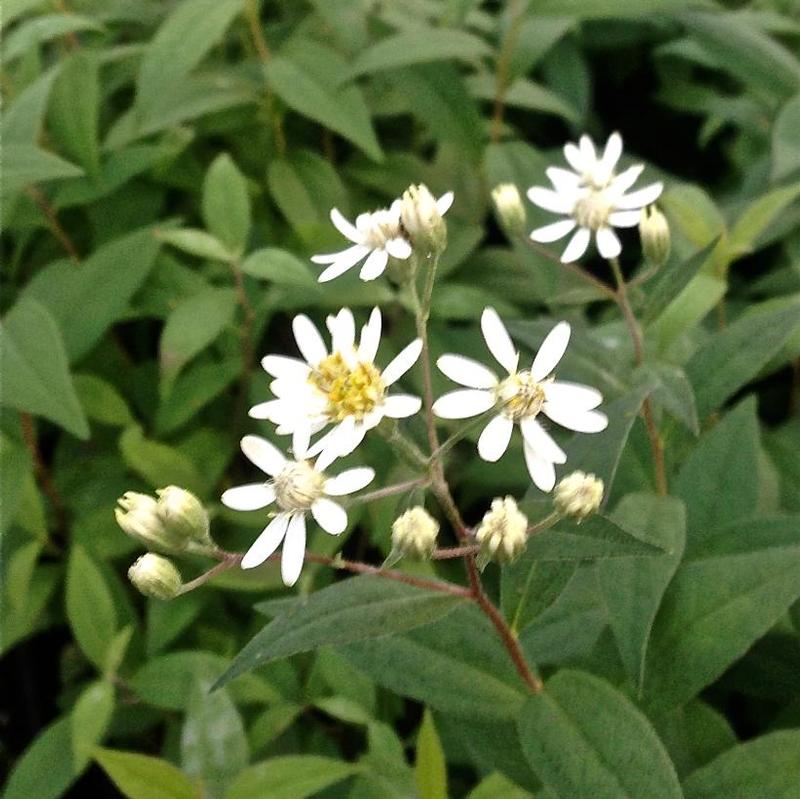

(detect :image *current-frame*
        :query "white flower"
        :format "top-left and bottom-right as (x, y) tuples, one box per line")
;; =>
(221, 435), (375, 586)
(432, 308), (608, 492)
(528, 132), (663, 263)
(311, 206), (412, 283)
(251, 307), (423, 465)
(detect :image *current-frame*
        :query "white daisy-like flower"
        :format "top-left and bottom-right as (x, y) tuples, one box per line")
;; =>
(528, 132), (663, 263)
(251, 307), (423, 465)
(221, 435), (375, 585)
(432, 308), (608, 492)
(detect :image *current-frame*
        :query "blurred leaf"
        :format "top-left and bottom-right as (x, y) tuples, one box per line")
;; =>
(502, 558), (576, 635)
(640, 363), (699, 435)
(71, 680), (114, 767)
(3, 144), (83, 196)
(241, 248), (317, 287)
(0, 298), (89, 439)
(2, 65), (59, 144)
(431, 283), (516, 320)
(249, 702), (303, 752)
(146, 592), (206, 655)
(226, 756), (359, 799)
(517, 670), (682, 799)
(215, 576), (467, 688)
(74, 374), (134, 427)
(772, 94), (800, 182)
(0, 434), (32, 537)
(415, 709), (447, 799)
(2, 13), (102, 62)
(119, 426), (204, 495)
(468, 772), (533, 799)
(94, 749), (199, 799)
(659, 184), (725, 249)
(157, 228), (235, 263)
(728, 182), (800, 257)
(202, 154), (251, 254)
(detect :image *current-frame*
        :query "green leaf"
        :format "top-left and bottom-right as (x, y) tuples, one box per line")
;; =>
(728, 181), (800, 257)
(202, 154), (251, 254)
(415, 709), (447, 799)
(345, 29), (491, 79)
(159, 287), (237, 385)
(74, 374), (134, 427)
(241, 248), (317, 287)
(683, 730), (800, 799)
(772, 94), (800, 182)
(685, 306), (800, 419)
(597, 494), (686, 691)
(94, 749), (199, 799)
(226, 756), (359, 799)
(23, 227), (161, 362)
(517, 670), (682, 799)
(2, 66), (59, 145)
(641, 363), (699, 435)
(2, 144), (83, 196)
(502, 558), (576, 635)
(340, 605), (528, 721)
(0, 434), (32, 537)
(2, 13), (102, 63)
(468, 74), (578, 121)
(146, 592), (206, 656)
(71, 680), (115, 767)
(66, 545), (117, 669)
(0, 298), (89, 438)
(215, 576), (466, 688)
(157, 228), (235, 262)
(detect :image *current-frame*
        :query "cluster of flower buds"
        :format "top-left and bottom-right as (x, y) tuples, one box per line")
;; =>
(399, 184), (449, 255)
(391, 506), (440, 559)
(475, 496), (529, 565)
(554, 471), (604, 521)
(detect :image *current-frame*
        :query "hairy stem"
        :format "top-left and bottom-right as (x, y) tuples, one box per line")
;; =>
(347, 477), (429, 506)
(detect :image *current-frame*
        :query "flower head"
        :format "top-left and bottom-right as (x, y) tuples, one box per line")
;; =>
(528, 132), (663, 263)
(432, 308), (607, 492)
(475, 496), (528, 563)
(252, 307), (423, 464)
(116, 491), (184, 553)
(220, 435), (375, 586)
(391, 506), (439, 559)
(156, 486), (211, 548)
(639, 205), (671, 266)
(492, 183), (526, 235)
(398, 184), (453, 254)
(128, 553), (183, 600)
(553, 471), (604, 521)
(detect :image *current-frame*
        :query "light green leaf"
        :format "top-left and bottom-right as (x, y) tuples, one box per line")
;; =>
(2, 13), (102, 62)
(74, 374), (134, 427)
(119, 426), (204, 495)
(215, 576), (466, 688)
(728, 181), (800, 257)
(2, 65), (59, 145)
(202, 154), (251, 254)
(3, 144), (83, 196)
(71, 680), (115, 767)
(0, 434), (32, 537)
(226, 756), (359, 799)
(158, 228), (235, 262)
(517, 670), (682, 799)
(241, 248), (317, 287)
(0, 298), (89, 439)
(94, 749), (200, 799)
(659, 183), (725, 250)
(467, 772), (533, 799)
(415, 709), (447, 799)
(468, 74), (578, 121)
(772, 94), (800, 182)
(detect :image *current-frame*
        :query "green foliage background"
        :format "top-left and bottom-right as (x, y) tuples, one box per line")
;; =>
(2, 0), (800, 797)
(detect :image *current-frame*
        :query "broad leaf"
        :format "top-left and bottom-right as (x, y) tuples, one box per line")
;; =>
(226, 756), (359, 799)
(728, 182), (800, 257)
(415, 709), (447, 799)
(772, 94), (800, 182)
(94, 749), (199, 799)
(241, 248), (317, 287)
(202, 154), (251, 254)
(502, 557), (576, 635)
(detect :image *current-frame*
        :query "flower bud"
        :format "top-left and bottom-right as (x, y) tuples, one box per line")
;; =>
(475, 496), (528, 564)
(553, 471), (603, 521)
(391, 506), (439, 559)
(128, 553), (182, 600)
(399, 184), (447, 254)
(115, 491), (184, 553)
(491, 183), (526, 236)
(639, 205), (670, 267)
(156, 486), (211, 548)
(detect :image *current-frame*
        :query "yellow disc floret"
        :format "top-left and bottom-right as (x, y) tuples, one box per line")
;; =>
(497, 371), (546, 421)
(309, 352), (386, 421)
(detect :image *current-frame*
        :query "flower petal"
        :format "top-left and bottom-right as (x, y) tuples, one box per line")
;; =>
(328, 308), (356, 353)
(436, 191), (454, 215)
(359, 248), (389, 281)
(477, 414), (513, 462)
(599, 132), (623, 177)
(609, 164), (644, 195)
(330, 208), (361, 242)
(385, 237), (412, 259)
(241, 514), (289, 569)
(527, 186), (575, 214)
(292, 426), (311, 460)
(564, 142), (586, 173)
(520, 417), (566, 464)
(543, 403), (609, 433)
(531, 321), (571, 381)
(241, 435), (287, 476)
(383, 393), (422, 418)
(433, 389), (495, 419)
(317, 245), (371, 282)
(324, 467), (375, 496)
(481, 307), (519, 374)
(281, 513), (306, 586)
(249, 399), (284, 421)
(293, 314), (327, 365)
(546, 166), (582, 193)
(524, 444), (556, 492)
(560, 227), (591, 263)
(530, 218), (576, 244)
(579, 134), (597, 168)
(615, 182), (663, 210)
(437, 354), (498, 389)
(596, 226), (622, 259)
(608, 210), (642, 228)
(382, 338), (423, 385)
(221, 483), (276, 511)
(358, 307), (382, 363)
(544, 380), (603, 410)
(261, 355), (309, 380)
(311, 497), (348, 535)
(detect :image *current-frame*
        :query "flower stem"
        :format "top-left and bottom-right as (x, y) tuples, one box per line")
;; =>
(346, 477), (429, 506)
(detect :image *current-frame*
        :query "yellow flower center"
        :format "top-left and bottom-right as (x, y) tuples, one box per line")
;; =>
(309, 352), (386, 421)
(274, 460), (325, 511)
(573, 191), (613, 230)
(497, 371), (546, 421)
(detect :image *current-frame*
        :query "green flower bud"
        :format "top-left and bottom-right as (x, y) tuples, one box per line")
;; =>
(475, 496), (528, 564)
(115, 491), (184, 553)
(639, 205), (671, 267)
(399, 184), (447, 255)
(156, 486), (211, 548)
(391, 506), (439, 559)
(128, 553), (182, 600)
(553, 471), (603, 521)
(491, 183), (526, 236)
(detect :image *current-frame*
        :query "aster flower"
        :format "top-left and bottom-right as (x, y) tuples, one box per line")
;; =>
(432, 308), (607, 492)
(251, 307), (423, 464)
(221, 435), (375, 586)
(528, 132), (663, 263)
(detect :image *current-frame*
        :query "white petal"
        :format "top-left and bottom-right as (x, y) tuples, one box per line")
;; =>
(317, 245), (371, 282)
(531, 321), (571, 381)
(520, 417), (566, 464)
(437, 354), (498, 389)
(293, 315), (327, 365)
(358, 307), (382, 363)
(261, 355), (309, 380)
(524, 444), (556, 492)
(530, 218), (576, 244)
(382, 338), (423, 385)
(241, 435), (287, 476)
(477, 414), (513, 462)
(385, 237), (412, 259)
(359, 248), (389, 281)
(599, 132), (623, 176)
(526, 186), (575, 214)
(292, 426), (311, 460)
(281, 513), (306, 586)
(221, 483), (276, 511)
(433, 389), (495, 419)
(609, 164), (644, 195)
(563, 142), (585, 173)
(608, 210), (642, 228)
(328, 308), (356, 353)
(543, 404), (608, 433)
(324, 467), (375, 496)
(330, 208), (361, 242)
(383, 394), (422, 418)
(596, 227), (622, 259)
(615, 182), (663, 210)
(436, 191), (454, 215)
(249, 399), (284, 421)
(241, 514), (288, 569)
(546, 166), (581, 193)
(579, 134), (597, 167)
(311, 497), (348, 535)
(560, 227), (591, 263)
(544, 380), (603, 410)
(481, 307), (519, 374)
